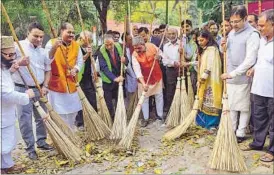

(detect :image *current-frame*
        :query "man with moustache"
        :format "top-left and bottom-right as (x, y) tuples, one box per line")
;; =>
(209, 21), (222, 46)
(162, 28), (181, 111)
(246, 9), (274, 162)
(247, 14), (258, 29)
(97, 34), (127, 119)
(12, 22), (53, 160)
(181, 19), (198, 95)
(132, 36), (164, 127)
(46, 22), (83, 131)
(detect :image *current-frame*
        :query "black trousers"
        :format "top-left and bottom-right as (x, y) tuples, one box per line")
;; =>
(103, 82), (119, 119)
(165, 67), (178, 111)
(75, 88), (97, 127)
(250, 94), (274, 154)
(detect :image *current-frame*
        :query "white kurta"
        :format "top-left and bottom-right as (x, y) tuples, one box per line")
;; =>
(45, 41), (83, 115)
(1, 68), (29, 168)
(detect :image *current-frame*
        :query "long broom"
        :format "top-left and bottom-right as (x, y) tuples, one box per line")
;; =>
(19, 73), (82, 162)
(1, 3), (83, 162)
(179, 5), (191, 123)
(33, 101), (83, 162)
(163, 36), (201, 141)
(42, 0), (111, 141)
(209, 1), (247, 172)
(1, 2), (82, 147)
(165, 77), (181, 127)
(165, 6), (183, 128)
(75, 0), (112, 128)
(110, 16), (128, 140)
(126, 91), (138, 120)
(182, 1), (194, 106)
(119, 26), (168, 149)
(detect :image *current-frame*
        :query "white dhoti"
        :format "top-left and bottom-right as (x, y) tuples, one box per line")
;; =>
(227, 83), (251, 137)
(227, 83), (251, 112)
(1, 124), (17, 169)
(48, 90), (82, 131)
(138, 80), (164, 120)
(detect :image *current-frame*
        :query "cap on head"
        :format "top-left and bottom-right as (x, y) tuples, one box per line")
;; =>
(1, 36), (14, 49)
(132, 36), (145, 46)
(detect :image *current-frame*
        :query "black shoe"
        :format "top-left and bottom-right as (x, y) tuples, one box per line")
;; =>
(141, 120), (149, 127)
(28, 151), (38, 160)
(237, 137), (246, 143)
(37, 144), (54, 151)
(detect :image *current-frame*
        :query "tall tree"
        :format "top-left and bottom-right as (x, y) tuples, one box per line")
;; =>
(93, 0), (111, 34)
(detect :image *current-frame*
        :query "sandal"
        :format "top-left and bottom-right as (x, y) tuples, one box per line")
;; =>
(4, 164), (25, 174)
(260, 153), (274, 162)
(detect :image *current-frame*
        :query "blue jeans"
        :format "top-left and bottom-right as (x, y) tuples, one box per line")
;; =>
(15, 86), (47, 153)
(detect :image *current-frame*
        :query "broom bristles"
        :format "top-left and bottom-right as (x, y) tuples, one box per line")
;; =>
(209, 95), (247, 172)
(166, 77), (181, 128)
(77, 86), (111, 141)
(41, 98), (83, 148)
(34, 101), (82, 162)
(163, 96), (199, 140)
(110, 82), (127, 140)
(118, 92), (146, 149)
(126, 91), (138, 120)
(180, 76), (191, 123)
(96, 82), (113, 128)
(187, 72), (194, 105)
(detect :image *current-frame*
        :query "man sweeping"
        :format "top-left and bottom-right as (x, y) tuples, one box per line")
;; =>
(132, 36), (164, 127)
(46, 22), (83, 131)
(180, 20), (198, 95)
(75, 31), (97, 130)
(12, 22), (53, 160)
(221, 5), (260, 143)
(97, 34), (127, 119)
(1, 36), (35, 174)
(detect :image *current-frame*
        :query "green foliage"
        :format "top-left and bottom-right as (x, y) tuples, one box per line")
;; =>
(197, 0), (245, 24)
(1, 0), (98, 39)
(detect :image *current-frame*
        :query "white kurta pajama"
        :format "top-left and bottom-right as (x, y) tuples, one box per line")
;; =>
(45, 41), (83, 130)
(1, 68), (29, 169)
(223, 23), (260, 137)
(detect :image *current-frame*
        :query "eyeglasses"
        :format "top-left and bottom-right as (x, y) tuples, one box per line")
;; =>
(230, 19), (243, 25)
(1, 52), (16, 57)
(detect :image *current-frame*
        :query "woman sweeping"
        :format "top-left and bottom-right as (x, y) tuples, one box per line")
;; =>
(195, 30), (223, 131)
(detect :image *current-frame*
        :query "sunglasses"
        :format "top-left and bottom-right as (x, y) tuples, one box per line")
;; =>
(1, 52), (16, 57)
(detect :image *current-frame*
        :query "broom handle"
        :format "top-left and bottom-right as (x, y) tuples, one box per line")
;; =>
(1, 3), (43, 96)
(221, 1), (228, 94)
(178, 6), (182, 77)
(258, 0), (261, 15)
(74, 0), (99, 83)
(121, 16), (127, 77)
(183, 0), (189, 75)
(146, 25), (168, 85)
(148, 9), (156, 42)
(41, 0), (57, 37)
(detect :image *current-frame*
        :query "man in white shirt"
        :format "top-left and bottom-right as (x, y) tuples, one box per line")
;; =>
(162, 28), (180, 111)
(12, 22), (53, 160)
(246, 9), (274, 163)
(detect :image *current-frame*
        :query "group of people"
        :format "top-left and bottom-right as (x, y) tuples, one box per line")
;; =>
(1, 5), (273, 173)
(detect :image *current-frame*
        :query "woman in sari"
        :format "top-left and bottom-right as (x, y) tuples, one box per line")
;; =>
(195, 30), (223, 130)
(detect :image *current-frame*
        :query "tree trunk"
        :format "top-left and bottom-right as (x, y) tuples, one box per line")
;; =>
(93, 0), (111, 34)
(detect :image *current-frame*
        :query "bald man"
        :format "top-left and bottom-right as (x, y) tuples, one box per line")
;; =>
(162, 28), (181, 111)
(98, 34), (128, 118)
